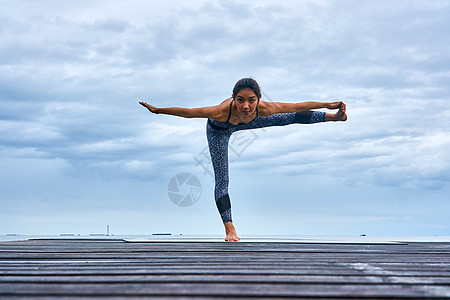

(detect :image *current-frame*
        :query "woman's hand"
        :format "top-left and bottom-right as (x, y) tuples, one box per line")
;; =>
(326, 101), (345, 109)
(139, 101), (159, 114)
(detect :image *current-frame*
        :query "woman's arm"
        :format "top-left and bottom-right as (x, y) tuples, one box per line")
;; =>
(139, 101), (222, 119)
(261, 101), (344, 116)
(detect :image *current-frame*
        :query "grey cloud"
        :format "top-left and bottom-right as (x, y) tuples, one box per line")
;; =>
(1, 0), (449, 235)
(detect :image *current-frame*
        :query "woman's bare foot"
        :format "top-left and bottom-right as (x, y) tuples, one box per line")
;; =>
(326, 102), (347, 121)
(224, 222), (240, 241)
(335, 102), (347, 121)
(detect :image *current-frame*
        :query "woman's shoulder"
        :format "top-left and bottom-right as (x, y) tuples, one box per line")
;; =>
(211, 98), (233, 122)
(219, 97), (233, 106)
(257, 100), (276, 117)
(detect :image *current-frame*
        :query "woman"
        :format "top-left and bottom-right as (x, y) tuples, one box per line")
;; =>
(140, 78), (347, 241)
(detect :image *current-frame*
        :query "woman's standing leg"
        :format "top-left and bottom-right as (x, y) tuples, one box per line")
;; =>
(206, 123), (240, 241)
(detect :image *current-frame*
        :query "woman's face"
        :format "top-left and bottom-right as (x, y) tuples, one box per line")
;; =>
(234, 88), (259, 117)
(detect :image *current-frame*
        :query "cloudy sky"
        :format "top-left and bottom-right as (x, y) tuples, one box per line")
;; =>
(1, 0), (449, 237)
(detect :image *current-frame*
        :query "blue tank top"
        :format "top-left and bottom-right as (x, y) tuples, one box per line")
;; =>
(208, 99), (259, 130)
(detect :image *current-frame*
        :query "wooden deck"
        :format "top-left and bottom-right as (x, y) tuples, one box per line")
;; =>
(0, 238), (449, 299)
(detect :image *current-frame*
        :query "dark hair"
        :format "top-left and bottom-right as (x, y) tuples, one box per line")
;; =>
(232, 78), (261, 100)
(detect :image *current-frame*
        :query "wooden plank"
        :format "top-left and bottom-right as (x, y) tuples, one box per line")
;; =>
(0, 282), (437, 298)
(1, 274), (449, 284)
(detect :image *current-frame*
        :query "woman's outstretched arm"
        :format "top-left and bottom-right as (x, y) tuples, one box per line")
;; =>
(261, 100), (344, 115)
(139, 101), (223, 119)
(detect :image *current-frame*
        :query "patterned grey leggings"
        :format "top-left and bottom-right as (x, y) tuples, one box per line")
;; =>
(206, 111), (326, 223)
